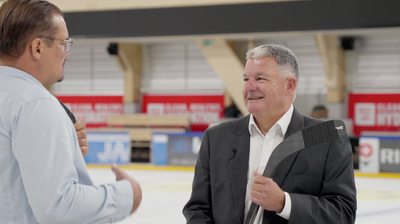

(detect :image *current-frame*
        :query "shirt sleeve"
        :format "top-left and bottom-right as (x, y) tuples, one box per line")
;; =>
(11, 99), (133, 224)
(276, 192), (291, 220)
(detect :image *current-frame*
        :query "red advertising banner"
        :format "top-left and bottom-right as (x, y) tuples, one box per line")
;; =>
(142, 94), (225, 131)
(348, 93), (400, 136)
(56, 95), (124, 127)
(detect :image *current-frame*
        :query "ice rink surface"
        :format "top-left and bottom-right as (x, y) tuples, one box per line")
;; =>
(88, 167), (400, 224)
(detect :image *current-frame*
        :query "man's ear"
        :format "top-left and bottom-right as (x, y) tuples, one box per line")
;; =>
(30, 38), (43, 60)
(286, 77), (297, 95)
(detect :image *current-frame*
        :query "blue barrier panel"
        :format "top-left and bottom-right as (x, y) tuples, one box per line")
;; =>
(85, 132), (131, 164)
(151, 134), (169, 165)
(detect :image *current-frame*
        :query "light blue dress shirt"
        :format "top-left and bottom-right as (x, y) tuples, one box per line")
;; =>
(0, 66), (133, 224)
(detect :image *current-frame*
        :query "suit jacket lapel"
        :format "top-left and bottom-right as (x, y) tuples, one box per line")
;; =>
(272, 109), (305, 187)
(284, 109), (305, 139)
(229, 110), (306, 224)
(263, 109), (306, 224)
(229, 115), (251, 223)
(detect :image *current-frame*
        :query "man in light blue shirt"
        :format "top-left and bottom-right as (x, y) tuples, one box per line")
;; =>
(0, 0), (142, 223)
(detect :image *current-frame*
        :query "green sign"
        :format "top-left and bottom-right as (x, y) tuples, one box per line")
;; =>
(202, 39), (213, 47)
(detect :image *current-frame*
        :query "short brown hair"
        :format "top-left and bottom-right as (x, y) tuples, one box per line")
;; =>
(0, 0), (63, 60)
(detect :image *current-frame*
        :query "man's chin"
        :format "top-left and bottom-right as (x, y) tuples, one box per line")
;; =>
(57, 74), (64, 83)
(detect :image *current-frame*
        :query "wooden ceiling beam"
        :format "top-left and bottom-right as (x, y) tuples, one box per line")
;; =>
(314, 34), (346, 102)
(196, 39), (248, 116)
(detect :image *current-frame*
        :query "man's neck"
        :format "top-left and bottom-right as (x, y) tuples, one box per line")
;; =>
(0, 57), (27, 71)
(1, 55), (46, 86)
(0, 58), (15, 67)
(253, 105), (291, 135)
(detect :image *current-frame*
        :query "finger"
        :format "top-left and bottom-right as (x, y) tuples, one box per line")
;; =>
(80, 146), (89, 157)
(253, 170), (261, 177)
(250, 195), (262, 205)
(250, 188), (264, 198)
(74, 120), (86, 131)
(253, 175), (267, 184)
(111, 163), (118, 172)
(253, 171), (264, 183)
(111, 164), (124, 180)
(263, 177), (276, 186)
(76, 130), (87, 139)
(251, 181), (265, 192)
(78, 138), (88, 147)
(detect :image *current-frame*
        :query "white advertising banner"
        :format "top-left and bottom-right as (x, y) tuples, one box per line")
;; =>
(359, 137), (380, 174)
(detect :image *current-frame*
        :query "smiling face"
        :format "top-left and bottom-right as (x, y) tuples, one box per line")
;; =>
(242, 57), (296, 122)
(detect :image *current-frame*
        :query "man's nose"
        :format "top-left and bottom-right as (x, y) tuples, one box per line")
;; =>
(244, 78), (257, 91)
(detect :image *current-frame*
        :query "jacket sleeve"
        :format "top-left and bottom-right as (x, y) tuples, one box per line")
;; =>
(183, 129), (215, 224)
(288, 134), (357, 224)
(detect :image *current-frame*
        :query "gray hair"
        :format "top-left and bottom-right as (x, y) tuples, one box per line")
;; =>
(246, 44), (299, 81)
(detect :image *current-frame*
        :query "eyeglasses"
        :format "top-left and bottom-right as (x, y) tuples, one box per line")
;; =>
(39, 35), (74, 53)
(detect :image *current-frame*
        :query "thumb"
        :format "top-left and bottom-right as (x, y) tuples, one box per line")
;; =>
(111, 163), (124, 180)
(253, 170), (261, 177)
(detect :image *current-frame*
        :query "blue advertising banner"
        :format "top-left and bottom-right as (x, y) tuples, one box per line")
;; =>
(151, 132), (203, 166)
(85, 132), (131, 164)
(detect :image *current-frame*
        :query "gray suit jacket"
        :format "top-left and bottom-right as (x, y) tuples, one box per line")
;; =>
(183, 109), (357, 224)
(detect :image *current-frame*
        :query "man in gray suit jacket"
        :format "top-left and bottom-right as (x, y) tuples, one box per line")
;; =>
(183, 44), (357, 224)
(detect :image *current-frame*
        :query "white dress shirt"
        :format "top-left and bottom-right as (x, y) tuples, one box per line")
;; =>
(0, 66), (133, 224)
(244, 105), (294, 223)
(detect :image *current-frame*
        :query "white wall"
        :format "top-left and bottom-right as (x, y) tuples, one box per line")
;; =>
(52, 43), (124, 95)
(53, 34), (400, 119)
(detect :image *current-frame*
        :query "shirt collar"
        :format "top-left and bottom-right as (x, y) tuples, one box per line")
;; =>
(248, 104), (294, 137)
(0, 66), (47, 91)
